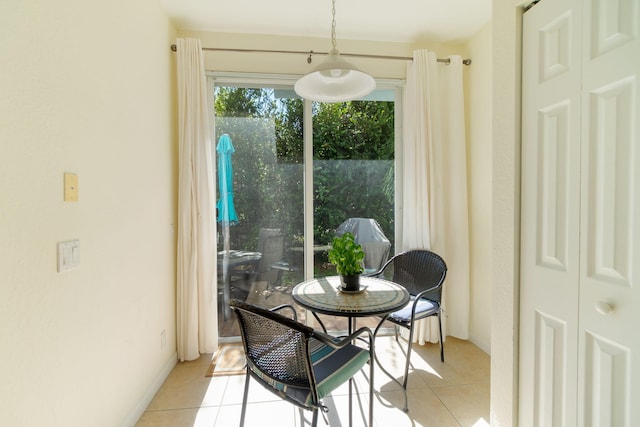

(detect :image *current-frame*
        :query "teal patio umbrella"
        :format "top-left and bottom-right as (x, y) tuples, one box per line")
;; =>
(216, 133), (239, 227)
(216, 134), (238, 320)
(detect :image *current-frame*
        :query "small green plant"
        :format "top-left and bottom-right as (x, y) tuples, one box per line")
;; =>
(328, 232), (365, 276)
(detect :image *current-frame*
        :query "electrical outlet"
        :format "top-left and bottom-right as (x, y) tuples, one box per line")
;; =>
(160, 330), (167, 350)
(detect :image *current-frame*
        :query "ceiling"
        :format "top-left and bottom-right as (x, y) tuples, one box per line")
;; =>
(160, 0), (492, 44)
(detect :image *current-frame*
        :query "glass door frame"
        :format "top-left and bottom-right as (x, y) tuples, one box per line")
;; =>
(208, 72), (405, 323)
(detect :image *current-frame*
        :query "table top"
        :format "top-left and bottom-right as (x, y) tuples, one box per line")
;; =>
(292, 276), (410, 317)
(289, 244), (332, 253)
(217, 250), (261, 268)
(217, 250), (261, 260)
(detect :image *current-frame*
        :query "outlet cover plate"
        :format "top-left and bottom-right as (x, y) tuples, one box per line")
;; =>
(64, 173), (78, 202)
(58, 240), (80, 272)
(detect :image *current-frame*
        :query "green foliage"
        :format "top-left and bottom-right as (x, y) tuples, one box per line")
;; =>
(328, 232), (365, 276)
(213, 86), (395, 253)
(313, 101), (394, 160)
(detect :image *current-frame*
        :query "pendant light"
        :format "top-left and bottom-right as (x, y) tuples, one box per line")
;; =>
(294, 0), (376, 103)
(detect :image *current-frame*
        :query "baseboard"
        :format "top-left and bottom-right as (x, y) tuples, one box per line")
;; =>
(120, 352), (178, 427)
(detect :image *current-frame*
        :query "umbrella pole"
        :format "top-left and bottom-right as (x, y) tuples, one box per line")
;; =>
(217, 134), (238, 321)
(221, 224), (231, 319)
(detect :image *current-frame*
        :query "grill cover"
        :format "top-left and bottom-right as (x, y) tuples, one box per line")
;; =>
(335, 218), (391, 272)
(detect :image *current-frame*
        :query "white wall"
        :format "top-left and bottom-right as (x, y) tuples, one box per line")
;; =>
(0, 1), (177, 426)
(491, 0), (523, 425)
(465, 23), (493, 354)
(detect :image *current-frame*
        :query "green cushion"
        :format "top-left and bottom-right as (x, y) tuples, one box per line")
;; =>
(249, 336), (369, 408)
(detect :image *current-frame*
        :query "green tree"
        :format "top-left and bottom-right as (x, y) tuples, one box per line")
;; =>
(311, 101), (394, 244)
(213, 87), (394, 253)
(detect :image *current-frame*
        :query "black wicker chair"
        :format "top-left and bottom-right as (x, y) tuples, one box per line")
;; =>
(256, 232), (285, 288)
(370, 249), (447, 412)
(230, 299), (374, 426)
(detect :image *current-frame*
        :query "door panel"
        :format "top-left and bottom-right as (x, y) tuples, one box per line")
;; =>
(578, 0), (639, 424)
(521, 1), (582, 425)
(582, 332), (630, 426)
(588, 0), (636, 59)
(522, 0), (640, 425)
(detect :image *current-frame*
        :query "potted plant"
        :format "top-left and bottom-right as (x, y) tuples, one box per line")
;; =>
(328, 232), (365, 291)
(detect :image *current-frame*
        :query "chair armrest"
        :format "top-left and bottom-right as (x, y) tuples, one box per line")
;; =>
(312, 327), (374, 350)
(269, 304), (298, 321)
(414, 284), (442, 301)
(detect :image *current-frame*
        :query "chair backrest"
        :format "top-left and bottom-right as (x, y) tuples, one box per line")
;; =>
(257, 228), (282, 251)
(257, 233), (285, 282)
(381, 249), (447, 304)
(230, 299), (316, 391)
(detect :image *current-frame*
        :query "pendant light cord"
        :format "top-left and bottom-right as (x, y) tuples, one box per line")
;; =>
(331, 0), (338, 51)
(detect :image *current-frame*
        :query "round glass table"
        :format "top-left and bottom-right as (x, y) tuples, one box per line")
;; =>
(292, 275), (410, 332)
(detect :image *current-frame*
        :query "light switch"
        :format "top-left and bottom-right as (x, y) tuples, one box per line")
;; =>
(64, 173), (78, 202)
(57, 240), (80, 272)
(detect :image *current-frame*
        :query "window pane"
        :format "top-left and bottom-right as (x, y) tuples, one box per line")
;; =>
(312, 98), (395, 333)
(214, 86), (305, 338)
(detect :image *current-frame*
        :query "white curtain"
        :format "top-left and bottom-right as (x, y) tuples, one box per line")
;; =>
(401, 50), (470, 344)
(176, 38), (218, 361)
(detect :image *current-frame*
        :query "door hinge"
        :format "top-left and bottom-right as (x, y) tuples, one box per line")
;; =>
(524, 0), (541, 12)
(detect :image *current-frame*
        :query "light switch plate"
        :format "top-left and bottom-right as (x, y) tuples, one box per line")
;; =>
(58, 240), (80, 272)
(64, 173), (78, 202)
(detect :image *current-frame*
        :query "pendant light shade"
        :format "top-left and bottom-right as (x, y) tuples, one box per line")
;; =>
(294, 49), (376, 103)
(294, 0), (376, 103)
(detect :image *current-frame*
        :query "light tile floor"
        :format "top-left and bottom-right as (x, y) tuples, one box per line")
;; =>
(136, 335), (490, 427)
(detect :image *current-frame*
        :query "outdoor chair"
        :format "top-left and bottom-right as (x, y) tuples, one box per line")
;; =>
(256, 231), (285, 287)
(230, 299), (374, 427)
(228, 228), (284, 289)
(370, 249), (447, 412)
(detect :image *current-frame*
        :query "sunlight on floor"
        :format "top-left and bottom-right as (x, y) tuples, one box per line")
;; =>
(137, 336), (490, 427)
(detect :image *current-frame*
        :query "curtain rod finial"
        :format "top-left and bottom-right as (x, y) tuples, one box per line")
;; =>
(171, 44), (177, 52)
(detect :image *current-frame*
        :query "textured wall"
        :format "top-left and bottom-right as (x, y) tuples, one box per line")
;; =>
(491, 0), (523, 425)
(466, 22), (493, 354)
(0, 1), (177, 425)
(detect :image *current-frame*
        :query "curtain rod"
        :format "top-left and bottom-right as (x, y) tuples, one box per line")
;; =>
(169, 44), (471, 66)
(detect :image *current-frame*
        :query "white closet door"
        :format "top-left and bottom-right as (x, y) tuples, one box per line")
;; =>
(522, 0), (640, 426)
(520, 0), (582, 425)
(577, 0), (640, 425)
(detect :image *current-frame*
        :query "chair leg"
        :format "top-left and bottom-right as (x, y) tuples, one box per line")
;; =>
(239, 372), (250, 426)
(401, 324), (415, 412)
(311, 408), (318, 427)
(349, 377), (353, 426)
(438, 311), (445, 362)
(372, 319), (408, 412)
(368, 343), (375, 427)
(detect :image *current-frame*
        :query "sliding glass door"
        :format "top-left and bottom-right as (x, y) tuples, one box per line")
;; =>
(311, 96), (396, 332)
(212, 77), (398, 338)
(213, 84), (305, 337)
